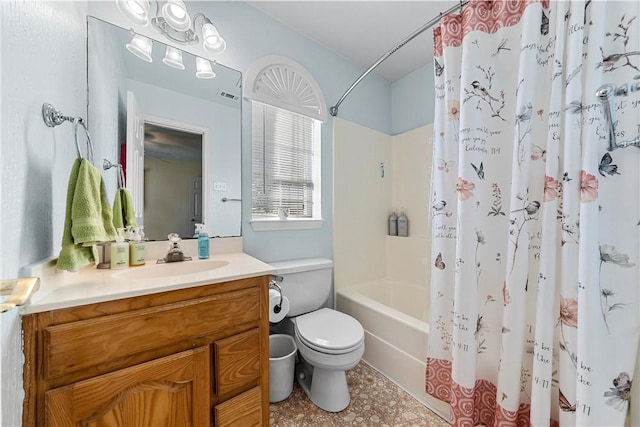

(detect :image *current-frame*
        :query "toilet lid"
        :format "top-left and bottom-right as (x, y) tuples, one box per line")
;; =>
(295, 308), (364, 352)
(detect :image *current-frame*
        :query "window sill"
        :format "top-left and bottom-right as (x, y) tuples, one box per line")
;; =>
(250, 218), (324, 231)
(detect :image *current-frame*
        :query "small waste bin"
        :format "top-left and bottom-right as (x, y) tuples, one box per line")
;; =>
(269, 334), (297, 403)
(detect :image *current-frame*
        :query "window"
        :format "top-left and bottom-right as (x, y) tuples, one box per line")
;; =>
(244, 55), (327, 231)
(251, 102), (321, 222)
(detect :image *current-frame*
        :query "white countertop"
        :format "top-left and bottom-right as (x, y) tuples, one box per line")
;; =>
(21, 252), (275, 315)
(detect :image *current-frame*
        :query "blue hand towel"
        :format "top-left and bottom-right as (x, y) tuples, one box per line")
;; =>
(57, 159), (117, 271)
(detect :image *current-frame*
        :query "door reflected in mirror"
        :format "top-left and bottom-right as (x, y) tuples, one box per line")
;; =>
(88, 16), (242, 239)
(144, 122), (203, 241)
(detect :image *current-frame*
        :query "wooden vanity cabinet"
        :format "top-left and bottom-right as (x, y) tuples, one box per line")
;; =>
(22, 275), (270, 427)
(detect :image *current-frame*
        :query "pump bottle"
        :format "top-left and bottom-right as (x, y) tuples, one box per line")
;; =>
(195, 223), (210, 260)
(388, 211), (398, 236)
(398, 211), (409, 237)
(111, 228), (129, 269)
(129, 228), (146, 266)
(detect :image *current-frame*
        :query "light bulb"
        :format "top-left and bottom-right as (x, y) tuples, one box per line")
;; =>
(196, 57), (216, 79)
(126, 34), (153, 62)
(161, 0), (191, 32)
(162, 46), (185, 70)
(116, 0), (150, 26)
(201, 22), (226, 54)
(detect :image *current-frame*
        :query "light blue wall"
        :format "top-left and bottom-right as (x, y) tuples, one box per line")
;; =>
(391, 62), (435, 135)
(1, 2), (88, 424)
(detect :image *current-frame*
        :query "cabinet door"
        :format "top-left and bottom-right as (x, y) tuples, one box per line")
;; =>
(215, 328), (261, 397)
(45, 347), (210, 427)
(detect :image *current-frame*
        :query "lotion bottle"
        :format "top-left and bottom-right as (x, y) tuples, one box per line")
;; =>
(111, 228), (129, 269)
(195, 223), (209, 260)
(398, 211), (409, 237)
(388, 211), (398, 236)
(129, 227), (146, 266)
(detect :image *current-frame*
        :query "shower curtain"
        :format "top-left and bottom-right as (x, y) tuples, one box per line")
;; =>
(426, 1), (639, 426)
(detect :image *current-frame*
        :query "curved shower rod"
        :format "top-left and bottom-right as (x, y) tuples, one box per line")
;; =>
(329, 0), (469, 117)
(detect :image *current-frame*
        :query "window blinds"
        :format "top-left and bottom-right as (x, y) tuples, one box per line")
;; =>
(252, 102), (316, 218)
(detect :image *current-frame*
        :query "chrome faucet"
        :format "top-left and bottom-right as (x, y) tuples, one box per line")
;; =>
(157, 233), (192, 263)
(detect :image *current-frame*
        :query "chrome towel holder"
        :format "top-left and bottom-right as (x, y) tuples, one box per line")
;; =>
(103, 158), (126, 189)
(42, 103), (94, 163)
(596, 75), (640, 151)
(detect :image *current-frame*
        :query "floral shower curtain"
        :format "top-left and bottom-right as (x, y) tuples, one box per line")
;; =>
(426, 1), (639, 426)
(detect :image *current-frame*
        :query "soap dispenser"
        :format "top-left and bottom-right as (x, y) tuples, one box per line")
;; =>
(388, 211), (398, 236)
(129, 227), (146, 266)
(195, 223), (210, 260)
(111, 228), (129, 269)
(398, 211), (409, 237)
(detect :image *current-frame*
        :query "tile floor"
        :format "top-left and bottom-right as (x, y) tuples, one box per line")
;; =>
(269, 361), (450, 426)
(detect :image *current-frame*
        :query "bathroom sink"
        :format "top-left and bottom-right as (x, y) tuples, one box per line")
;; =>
(113, 260), (229, 280)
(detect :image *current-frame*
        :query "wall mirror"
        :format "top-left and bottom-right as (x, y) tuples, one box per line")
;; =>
(87, 16), (242, 240)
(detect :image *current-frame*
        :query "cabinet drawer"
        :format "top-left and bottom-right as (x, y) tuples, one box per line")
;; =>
(214, 386), (262, 427)
(44, 288), (260, 378)
(214, 328), (260, 396)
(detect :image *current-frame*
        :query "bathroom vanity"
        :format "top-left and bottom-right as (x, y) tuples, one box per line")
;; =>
(21, 249), (273, 427)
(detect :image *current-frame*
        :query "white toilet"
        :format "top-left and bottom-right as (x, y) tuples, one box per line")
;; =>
(270, 258), (364, 412)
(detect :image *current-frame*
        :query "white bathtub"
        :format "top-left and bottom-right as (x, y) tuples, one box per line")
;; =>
(336, 279), (450, 421)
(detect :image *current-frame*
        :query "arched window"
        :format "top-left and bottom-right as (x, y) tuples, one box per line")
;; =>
(245, 56), (327, 230)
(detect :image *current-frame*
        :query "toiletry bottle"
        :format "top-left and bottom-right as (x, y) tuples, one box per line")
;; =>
(398, 211), (409, 237)
(195, 223), (210, 260)
(129, 227), (146, 266)
(389, 211), (398, 236)
(110, 228), (129, 269)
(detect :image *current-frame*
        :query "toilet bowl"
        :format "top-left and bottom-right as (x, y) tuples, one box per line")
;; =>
(269, 259), (365, 412)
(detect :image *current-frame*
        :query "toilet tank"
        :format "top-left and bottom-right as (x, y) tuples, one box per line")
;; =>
(269, 258), (333, 316)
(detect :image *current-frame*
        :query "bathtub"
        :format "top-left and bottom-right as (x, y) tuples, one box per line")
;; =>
(336, 279), (450, 421)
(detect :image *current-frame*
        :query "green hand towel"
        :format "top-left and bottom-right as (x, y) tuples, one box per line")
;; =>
(112, 188), (138, 229)
(57, 159), (117, 271)
(112, 189), (124, 230)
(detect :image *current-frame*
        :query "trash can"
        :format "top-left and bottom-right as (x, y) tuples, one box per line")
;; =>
(269, 334), (297, 403)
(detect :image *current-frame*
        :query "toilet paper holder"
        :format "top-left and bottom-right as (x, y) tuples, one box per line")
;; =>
(269, 276), (284, 313)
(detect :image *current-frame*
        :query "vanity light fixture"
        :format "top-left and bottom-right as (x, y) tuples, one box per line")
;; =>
(162, 46), (185, 69)
(116, 0), (150, 26)
(195, 57), (216, 79)
(116, 0), (227, 55)
(125, 33), (153, 62)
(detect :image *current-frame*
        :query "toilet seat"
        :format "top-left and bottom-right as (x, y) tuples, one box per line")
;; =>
(294, 308), (364, 355)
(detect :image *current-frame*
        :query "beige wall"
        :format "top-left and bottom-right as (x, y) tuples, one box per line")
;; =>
(333, 119), (433, 291)
(387, 124), (433, 286)
(333, 118), (392, 289)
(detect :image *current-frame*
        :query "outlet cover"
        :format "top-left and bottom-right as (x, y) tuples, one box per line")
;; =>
(213, 182), (227, 191)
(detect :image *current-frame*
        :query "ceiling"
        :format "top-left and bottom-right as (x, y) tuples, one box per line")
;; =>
(246, 1), (458, 82)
